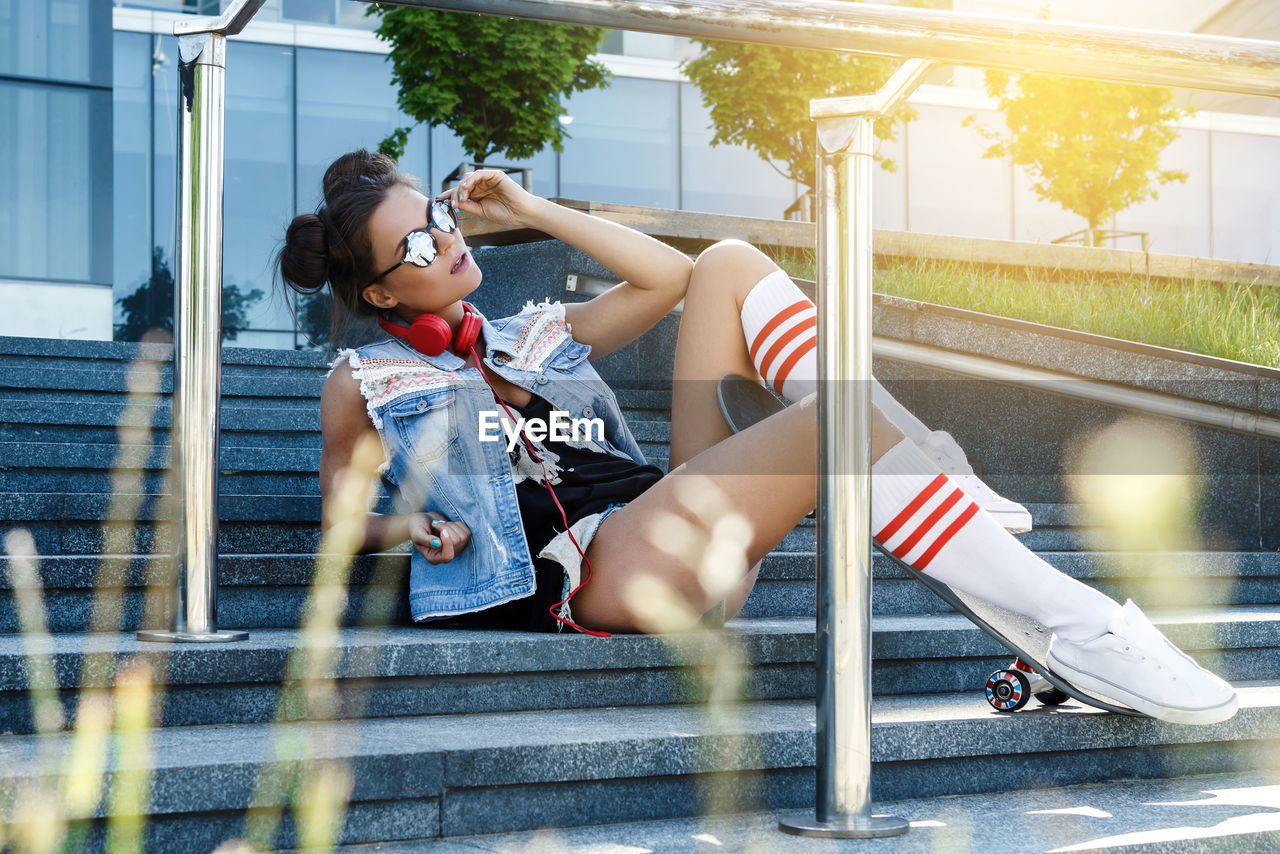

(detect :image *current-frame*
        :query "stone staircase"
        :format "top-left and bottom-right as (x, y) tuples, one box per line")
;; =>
(2, 247), (1280, 850)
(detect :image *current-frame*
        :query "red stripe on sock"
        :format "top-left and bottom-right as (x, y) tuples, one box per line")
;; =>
(914, 502), (979, 571)
(758, 316), (816, 386)
(748, 301), (812, 365)
(892, 488), (962, 559)
(772, 337), (817, 398)
(875, 474), (947, 542)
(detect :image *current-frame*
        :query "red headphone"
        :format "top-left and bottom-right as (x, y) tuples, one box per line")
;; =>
(378, 302), (483, 357)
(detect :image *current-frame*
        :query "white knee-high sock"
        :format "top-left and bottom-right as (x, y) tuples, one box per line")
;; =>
(872, 437), (1117, 643)
(872, 379), (931, 445)
(740, 271), (941, 445)
(740, 269), (818, 402)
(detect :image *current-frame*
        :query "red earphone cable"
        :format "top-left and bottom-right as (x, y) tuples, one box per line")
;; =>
(465, 347), (611, 638)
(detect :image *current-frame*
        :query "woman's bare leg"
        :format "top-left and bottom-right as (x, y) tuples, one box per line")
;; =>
(665, 239), (773, 471)
(571, 393), (903, 633)
(571, 240), (903, 632)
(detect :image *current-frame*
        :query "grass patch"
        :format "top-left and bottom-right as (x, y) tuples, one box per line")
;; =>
(770, 250), (1280, 368)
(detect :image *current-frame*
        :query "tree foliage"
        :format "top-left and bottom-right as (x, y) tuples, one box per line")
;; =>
(371, 6), (611, 164)
(116, 247), (262, 342)
(681, 39), (912, 195)
(972, 71), (1191, 245)
(291, 291), (381, 351)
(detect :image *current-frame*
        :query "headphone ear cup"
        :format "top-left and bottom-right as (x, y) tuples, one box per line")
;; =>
(407, 313), (453, 357)
(455, 304), (483, 355)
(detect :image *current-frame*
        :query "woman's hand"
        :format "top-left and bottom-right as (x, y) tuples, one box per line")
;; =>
(410, 512), (472, 565)
(438, 169), (537, 228)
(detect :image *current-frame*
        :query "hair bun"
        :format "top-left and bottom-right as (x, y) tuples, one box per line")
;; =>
(278, 212), (330, 295)
(276, 148), (419, 348)
(323, 149), (399, 206)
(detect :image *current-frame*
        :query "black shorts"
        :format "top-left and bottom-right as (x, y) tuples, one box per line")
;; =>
(430, 556), (566, 633)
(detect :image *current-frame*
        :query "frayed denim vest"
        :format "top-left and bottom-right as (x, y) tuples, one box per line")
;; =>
(332, 301), (648, 621)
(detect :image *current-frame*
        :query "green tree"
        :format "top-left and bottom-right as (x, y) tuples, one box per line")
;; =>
(971, 71), (1191, 246)
(290, 291), (381, 351)
(116, 247), (263, 342)
(681, 36), (913, 199)
(370, 6), (611, 164)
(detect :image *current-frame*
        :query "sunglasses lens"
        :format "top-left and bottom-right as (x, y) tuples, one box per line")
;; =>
(403, 229), (438, 267)
(431, 201), (457, 232)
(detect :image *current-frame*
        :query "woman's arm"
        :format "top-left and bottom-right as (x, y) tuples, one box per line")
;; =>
(320, 364), (471, 561)
(446, 172), (694, 358)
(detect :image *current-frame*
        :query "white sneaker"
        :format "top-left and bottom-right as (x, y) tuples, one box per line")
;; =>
(1046, 600), (1239, 725)
(918, 431), (1033, 534)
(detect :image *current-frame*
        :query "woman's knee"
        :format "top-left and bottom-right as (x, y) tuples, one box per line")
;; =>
(690, 240), (779, 298)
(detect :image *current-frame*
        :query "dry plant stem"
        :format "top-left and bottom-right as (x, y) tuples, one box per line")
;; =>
(60, 690), (112, 838)
(4, 528), (69, 854)
(242, 433), (382, 852)
(62, 345), (168, 849)
(629, 476), (758, 821)
(5, 530), (63, 742)
(104, 662), (153, 854)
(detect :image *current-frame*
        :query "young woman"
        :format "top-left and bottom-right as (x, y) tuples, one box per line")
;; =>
(278, 150), (1236, 725)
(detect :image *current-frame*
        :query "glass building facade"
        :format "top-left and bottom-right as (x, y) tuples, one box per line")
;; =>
(0, 0), (113, 338)
(3, 2), (1278, 345)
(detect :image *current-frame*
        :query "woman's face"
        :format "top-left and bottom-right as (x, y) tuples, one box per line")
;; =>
(362, 183), (482, 318)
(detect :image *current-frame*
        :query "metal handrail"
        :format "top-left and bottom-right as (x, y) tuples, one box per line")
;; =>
(173, 0), (266, 35)
(365, 0), (1280, 97)
(137, 0), (267, 644)
(875, 337), (1280, 441)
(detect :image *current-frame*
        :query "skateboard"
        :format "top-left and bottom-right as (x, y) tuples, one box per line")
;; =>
(715, 373), (1146, 717)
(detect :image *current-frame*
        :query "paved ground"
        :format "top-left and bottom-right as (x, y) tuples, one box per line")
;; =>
(331, 770), (1280, 853)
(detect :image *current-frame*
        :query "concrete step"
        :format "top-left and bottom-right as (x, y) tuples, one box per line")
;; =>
(0, 336), (322, 372)
(5, 547), (1280, 632)
(0, 440), (317, 472)
(0, 492), (1071, 531)
(1, 683), (1277, 849)
(0, 608), (1274, 733)
(345, 769), (1280, 853)
(750, 549), (1280, 618)
(0, 399), (674, 447)
(0, 496), (1095, 569)
(0, 439), (672, 493)
(0, 373), (671, 414)
(1, 366), (325, 399)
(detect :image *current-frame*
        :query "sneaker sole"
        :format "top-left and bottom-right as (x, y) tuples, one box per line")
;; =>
(1046, 651), (1239, 725)
(984, 507), (1033, 535)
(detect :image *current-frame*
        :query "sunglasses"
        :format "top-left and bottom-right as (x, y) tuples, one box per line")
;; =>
(369, 200), (460, 286)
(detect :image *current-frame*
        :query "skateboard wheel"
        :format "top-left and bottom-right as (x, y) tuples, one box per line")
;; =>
(1035, 687), (1069, 706)
(985, 669), (1031, 712)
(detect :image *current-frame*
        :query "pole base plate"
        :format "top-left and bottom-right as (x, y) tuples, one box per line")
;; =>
(778, 810), (910, 839)
(136, 629), (249, 643)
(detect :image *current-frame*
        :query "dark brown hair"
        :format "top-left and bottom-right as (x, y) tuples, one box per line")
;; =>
(276, 149), (419, 346)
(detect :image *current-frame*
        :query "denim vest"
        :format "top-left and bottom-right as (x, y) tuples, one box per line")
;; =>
(332, 300), (648, 621)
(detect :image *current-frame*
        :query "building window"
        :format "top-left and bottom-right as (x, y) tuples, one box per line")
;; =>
(560, 77), (680, 209)
(0, 81), (111, 283)
(0, 0), (109, 86)
(296, 47), (428, 211)
(0, 0), (111, 288)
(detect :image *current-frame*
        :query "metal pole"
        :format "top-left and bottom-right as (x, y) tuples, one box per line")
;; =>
(779, 59), (932, 839)
(361, 0), (1280, 98)
(139, 0), (267, 643)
